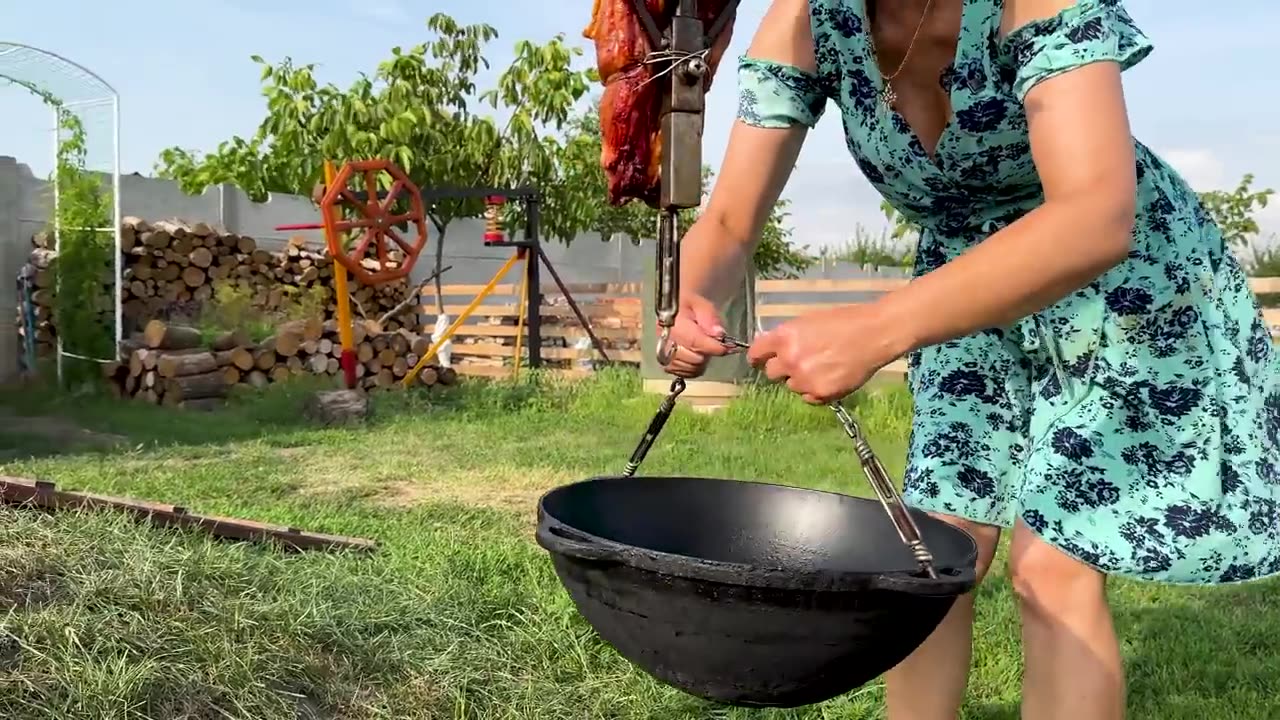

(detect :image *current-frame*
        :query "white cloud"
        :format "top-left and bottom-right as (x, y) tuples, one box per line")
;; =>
(1256, 201), (1280, 243)
(349, 0), (408, 23)
(1158, 147), (1226, 191)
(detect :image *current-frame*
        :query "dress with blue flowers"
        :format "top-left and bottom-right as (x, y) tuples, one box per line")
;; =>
(736, 0), (1280, 584)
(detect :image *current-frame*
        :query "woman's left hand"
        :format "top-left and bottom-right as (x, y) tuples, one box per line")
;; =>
(746, 304), (901, 405)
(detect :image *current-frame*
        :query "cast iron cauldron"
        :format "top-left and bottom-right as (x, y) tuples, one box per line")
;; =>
(536, 475), (978, 708)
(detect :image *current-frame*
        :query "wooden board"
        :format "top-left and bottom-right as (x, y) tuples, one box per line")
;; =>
(420, 281), (643, 299)
(0, 476), (376, 553)
(756, 277), (1280, 294)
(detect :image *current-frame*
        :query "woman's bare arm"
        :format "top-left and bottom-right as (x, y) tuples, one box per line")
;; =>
(680, 0), (818, 305)
(871, 0), (1138, 357)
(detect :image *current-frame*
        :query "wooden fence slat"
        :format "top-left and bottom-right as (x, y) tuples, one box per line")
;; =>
(420, 281), (643, 299)
(1255, 277), (1280, 294)
(417, 303), (642, 320)
(451, 363), (594, 380)
(431, 324), (640, 341)
(756, 277), (908, 293)
(446, 342), (642, 363)
(752, 301), (844, 315)
(756, 277), (1280, 295)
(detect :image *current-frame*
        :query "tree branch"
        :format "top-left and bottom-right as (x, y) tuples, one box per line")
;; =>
(376, 264), (453, 327)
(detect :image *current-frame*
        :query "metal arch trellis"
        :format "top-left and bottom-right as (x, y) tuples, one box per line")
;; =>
(0, 41), (121, 384)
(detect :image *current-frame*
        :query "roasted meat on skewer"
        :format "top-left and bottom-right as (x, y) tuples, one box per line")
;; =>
(584, 0), (736, 207)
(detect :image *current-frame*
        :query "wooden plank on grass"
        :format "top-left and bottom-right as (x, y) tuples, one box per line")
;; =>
(0, 476), (376, 553)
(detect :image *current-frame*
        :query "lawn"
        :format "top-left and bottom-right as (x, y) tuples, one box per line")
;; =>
(0, 368), (1276, 719)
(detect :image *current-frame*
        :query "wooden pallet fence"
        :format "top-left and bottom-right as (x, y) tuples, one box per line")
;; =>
(756, 276), (1280, 379)
(416, 281), (644, 379)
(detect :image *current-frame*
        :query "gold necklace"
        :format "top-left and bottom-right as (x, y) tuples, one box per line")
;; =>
(867, 0), (935, 109)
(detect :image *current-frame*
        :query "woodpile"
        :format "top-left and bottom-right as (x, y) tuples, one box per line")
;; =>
(14, 247), (58, 360)
(117, 217), (416, 330)
(19, 216), (422, 361)
(102, 319), (456, 406)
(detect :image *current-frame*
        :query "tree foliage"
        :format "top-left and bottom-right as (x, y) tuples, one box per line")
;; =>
(155, 12), (814, 290)
(156, 15), (593, 241)
(24, 85), (115, 386)
(1198, 173), (1275, 248)
(563, 103), (814, 279)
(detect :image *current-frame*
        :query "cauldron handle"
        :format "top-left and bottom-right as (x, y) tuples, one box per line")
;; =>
(536, 522), (625, 565)
(720, 334), (939, 579)
(869, 564), (978, 597)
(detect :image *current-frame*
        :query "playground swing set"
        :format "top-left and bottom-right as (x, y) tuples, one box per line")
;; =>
(275, 158), (613, 389)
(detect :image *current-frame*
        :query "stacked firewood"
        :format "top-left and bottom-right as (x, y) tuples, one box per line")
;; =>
(116, 217), (415, 330)
(14, 247), (59, 360)
(20, 217), (421, 361)
(103, 319), (456, 406)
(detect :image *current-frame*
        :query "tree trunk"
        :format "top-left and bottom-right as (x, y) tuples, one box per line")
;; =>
(432, 218), (448, 314)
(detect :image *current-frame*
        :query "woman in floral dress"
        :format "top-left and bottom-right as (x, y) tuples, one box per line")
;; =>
(663, 0), (1280, 716)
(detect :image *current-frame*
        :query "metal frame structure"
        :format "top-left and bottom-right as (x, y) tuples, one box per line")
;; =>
(400, 185), (613, 385)
(0, 41), (122, 383)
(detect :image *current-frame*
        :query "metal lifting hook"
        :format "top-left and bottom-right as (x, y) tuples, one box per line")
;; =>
(654, 210), (681, 366)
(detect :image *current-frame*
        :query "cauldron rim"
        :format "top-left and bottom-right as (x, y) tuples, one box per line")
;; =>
(536, 475), (979, 597)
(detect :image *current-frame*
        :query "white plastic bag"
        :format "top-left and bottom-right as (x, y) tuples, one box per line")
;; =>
(432, 313), (453, 368)
(574, 334), (594, 371)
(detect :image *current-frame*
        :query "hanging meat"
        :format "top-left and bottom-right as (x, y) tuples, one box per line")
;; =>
(584, 0), (736, 207)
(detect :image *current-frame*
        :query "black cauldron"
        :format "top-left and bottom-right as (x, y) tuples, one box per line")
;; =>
(535, 475), (979, 708)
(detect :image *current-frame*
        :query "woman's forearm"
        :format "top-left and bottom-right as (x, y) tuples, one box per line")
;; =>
(678, 212), (755, 306)
(872, 198), (1134, 359)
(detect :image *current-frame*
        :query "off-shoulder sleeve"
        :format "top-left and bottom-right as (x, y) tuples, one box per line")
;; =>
(1004, 0), (1154, 102)
(736, 56), (829, 129)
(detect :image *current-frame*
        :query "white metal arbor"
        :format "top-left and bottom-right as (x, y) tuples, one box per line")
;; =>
(0, 41), (121, 382)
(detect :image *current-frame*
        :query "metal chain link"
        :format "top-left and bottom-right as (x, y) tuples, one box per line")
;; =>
(623, 333), (937, 579)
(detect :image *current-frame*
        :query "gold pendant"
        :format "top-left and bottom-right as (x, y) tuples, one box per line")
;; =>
(879, 82), (896, 110)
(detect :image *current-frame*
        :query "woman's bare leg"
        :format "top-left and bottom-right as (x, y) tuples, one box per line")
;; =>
(884, 515), (1002, 720)
(1010, 521), (1124, 719)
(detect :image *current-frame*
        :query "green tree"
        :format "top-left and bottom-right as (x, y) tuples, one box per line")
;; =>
(1198, 173), (1275, 248)
(879, 198), (921, 242)
(17, 82), (115, 386)
(562, 103), (814, 279)
(156, 13), (593, 309)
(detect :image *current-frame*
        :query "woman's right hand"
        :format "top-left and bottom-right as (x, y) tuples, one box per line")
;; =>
(661, 294), (732, 378)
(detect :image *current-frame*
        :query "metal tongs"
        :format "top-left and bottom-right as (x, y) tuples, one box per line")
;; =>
(622, 333), (938, 579)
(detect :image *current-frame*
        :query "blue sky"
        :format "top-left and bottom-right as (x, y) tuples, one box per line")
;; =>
(1, 0), (1276, 250)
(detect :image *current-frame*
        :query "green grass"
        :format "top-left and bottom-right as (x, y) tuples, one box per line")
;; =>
(0, 369), (1276, 719)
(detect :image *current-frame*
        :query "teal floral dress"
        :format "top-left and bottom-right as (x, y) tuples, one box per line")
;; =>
(736, 0), (1280, 585)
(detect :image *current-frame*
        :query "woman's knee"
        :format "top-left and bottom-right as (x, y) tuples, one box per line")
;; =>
(925, 512), (1001, 587)
(1009, 521), (1106, 619)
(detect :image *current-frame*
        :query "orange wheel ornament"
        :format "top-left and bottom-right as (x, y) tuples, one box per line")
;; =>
(319, 159), (428, 285)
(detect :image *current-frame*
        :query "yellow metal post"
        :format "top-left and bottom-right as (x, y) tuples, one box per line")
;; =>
(321, 161), (358, 389)
(402, 251), (523, 387)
